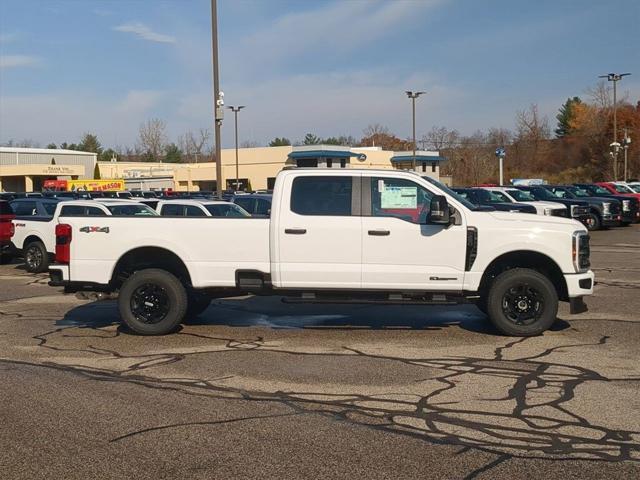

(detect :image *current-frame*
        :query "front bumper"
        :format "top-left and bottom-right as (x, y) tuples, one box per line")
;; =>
(602, 214), (622, 227)
(564, 270), (594, 314)
(49, 264), (70, 285)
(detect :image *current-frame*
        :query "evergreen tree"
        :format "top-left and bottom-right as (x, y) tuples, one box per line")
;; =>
(555, 97), (582, 138)
(269, 137), (291, 147)
(303, 133), (321, 145)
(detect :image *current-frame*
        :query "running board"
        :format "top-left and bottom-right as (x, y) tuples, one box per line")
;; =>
(282, 292), (465, 305)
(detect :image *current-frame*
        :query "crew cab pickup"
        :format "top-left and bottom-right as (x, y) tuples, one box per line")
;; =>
(10, 199), (156, 273)
(49, 169), (594, 337)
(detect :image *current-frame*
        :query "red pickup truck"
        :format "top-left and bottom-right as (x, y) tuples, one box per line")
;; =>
(0, 200), (15, 263)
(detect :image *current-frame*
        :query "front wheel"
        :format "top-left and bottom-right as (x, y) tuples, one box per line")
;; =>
(118, 269), (188, 335)
(486, 268), (558, 336)
(584, 212), (601, 231)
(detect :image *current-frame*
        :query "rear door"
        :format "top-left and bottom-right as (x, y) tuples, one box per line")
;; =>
(276, 174), (362, 288)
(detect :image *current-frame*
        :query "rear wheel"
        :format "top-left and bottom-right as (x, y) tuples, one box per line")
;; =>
(24, 240), (49, 273)
(486, 268), (558, 336)
(118, 269), (187, 335)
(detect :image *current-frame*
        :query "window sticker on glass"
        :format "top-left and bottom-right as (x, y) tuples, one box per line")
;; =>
(381, 186), (418, 208)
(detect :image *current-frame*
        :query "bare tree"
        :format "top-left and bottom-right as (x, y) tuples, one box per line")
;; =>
(363, 123), (390, 138)
(138, 118), (168, 162)
(180, 128), (211, 162)
(422, 126), (460, 150)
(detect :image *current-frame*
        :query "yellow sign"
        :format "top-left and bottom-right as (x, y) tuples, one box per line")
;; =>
(68, 179), (125, 191)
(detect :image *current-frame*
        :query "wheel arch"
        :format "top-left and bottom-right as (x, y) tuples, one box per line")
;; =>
(479, 250), (568, 301)
(23, 234), (45, 251)
(110, 246), (192, 289)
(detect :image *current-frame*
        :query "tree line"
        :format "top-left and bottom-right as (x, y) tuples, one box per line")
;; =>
(3, 81), (637, 183)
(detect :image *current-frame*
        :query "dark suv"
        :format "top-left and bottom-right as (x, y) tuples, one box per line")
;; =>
(574, 183), (640, 225)
(513, 186), (591, 227)
(543, 185), (621, 230)
(453, 188), (537, 214)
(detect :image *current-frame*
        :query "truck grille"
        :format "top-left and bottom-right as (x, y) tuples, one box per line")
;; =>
(571, 205), (590, 217)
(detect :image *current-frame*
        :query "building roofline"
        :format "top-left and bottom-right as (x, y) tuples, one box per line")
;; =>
(0, 147), (97, 156)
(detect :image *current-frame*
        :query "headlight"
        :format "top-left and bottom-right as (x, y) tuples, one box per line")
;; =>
(623, 200), (630, 211)
(544, 207), (552, 215)
(602, 202), (610, 214)
(572, 231), (590, 272)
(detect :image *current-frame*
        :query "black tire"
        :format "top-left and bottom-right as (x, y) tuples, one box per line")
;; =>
(118, 269), (187, 335)
(24, 240), (49, 273)
(185, 292), (211, 319)
(584, 212), (601, 231)
(475, 296), (488, 315)
(0, 252), (13, 265)
(486, 268), (558, 336)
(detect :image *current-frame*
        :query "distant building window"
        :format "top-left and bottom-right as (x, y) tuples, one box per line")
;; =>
(431, 162), (437, 172)
(326, 159), (333, 168)
(297, 158), (318, 168)
(421, 162), (426, 172)
(340, 159), (346, 168)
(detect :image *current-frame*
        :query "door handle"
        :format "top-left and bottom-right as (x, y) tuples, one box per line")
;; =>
(368, 229), (390, 236)
(285, 228), (307, 235)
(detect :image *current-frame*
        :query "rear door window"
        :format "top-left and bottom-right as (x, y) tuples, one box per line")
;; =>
(87, 207), (108, 216)
(185, 205), (207, 216)
(234, 197), (255, 214)
(160, 204), (184, 216)
(290, 176), (353, 216)
(60, 205), (86, 216)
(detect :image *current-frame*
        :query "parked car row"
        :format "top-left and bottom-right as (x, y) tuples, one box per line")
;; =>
(453, 182), (640, 232)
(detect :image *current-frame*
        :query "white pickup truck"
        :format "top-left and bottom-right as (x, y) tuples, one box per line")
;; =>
(10, 199), (156, 273)
(49, 169), (594, 337)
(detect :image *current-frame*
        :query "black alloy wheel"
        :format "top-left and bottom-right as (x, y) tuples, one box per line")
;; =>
(130, 283), (171, 324)
(501, 284), (544, 325)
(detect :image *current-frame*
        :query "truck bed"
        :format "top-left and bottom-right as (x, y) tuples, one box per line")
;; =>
(60, 216), (270, 287)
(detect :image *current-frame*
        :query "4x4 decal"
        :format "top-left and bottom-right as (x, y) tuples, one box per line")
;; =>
(79, 226), (110, 233)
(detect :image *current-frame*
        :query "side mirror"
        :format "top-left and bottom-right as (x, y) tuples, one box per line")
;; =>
(427, 195), (451, 225)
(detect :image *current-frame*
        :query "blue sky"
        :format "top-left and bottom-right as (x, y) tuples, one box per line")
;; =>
(1, 0), (638, 149)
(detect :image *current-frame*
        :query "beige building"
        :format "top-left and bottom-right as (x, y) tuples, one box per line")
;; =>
(100, 145), (447, 192)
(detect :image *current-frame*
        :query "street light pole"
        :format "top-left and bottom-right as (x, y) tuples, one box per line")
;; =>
(227, 106), (245, 191)
(405, 91), (425, 170)
(211, 0), (224, 197)
(599, 73), (631, 180)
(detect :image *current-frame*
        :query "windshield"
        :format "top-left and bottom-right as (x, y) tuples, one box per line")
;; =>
(480, 190), (510, 203)
(204, 204), (251, 217)
(107, 204), (157, 216)
(506, 189), (534, 201)
(613, 184), (634, 194)
(588, 186), (611, 196)
(567, 187), (590, 198)
(526, 187), (559, 201)
(422, 177), (478, 210)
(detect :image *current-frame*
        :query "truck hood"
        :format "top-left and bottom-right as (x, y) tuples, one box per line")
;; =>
(484, 211), (584, 228)
(520, 200), (566, 209)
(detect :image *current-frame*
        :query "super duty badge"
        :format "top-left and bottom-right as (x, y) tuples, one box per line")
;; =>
(79, 226), (110, 233)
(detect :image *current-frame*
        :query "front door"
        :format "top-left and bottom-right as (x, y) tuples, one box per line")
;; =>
(361, 174), (466, 291)
(276, 174), (361, 289)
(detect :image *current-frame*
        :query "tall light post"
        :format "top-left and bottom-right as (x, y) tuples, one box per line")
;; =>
(211, 0), (224, 197)
(599, 73), (631, 180)
(406, 91), (425, 170)
(227, 105), (245, 191)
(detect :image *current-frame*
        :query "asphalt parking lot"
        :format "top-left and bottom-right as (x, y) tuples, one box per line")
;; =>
(1, 226), (639, 479)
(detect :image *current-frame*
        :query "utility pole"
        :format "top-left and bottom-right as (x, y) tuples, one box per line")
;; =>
(405, 91), (425, 170)
(599, 73), (631, 180)
(227, 105), (245, 191)
(211, 0), (224, 196)
(495, 147), (506, 186)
